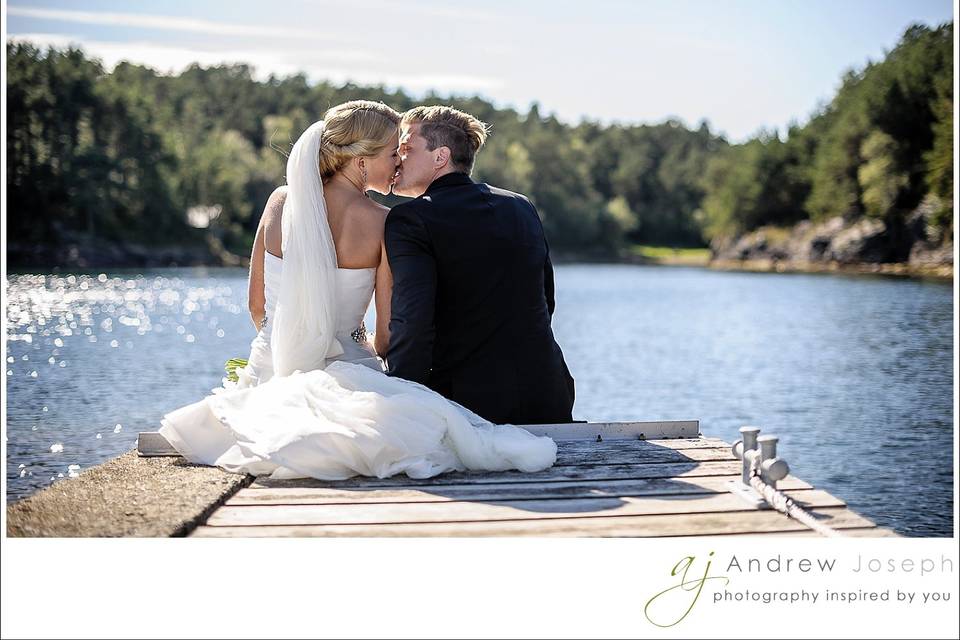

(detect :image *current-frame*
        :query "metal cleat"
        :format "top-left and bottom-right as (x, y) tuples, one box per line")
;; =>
(757, 434), (790, 489)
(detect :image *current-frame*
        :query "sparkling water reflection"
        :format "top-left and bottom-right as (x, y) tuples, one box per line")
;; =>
(4, 265), (954, 536)
(6, 269), (245, 502)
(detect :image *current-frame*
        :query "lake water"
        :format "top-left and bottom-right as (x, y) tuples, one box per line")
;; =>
(4, 265), (954, 536)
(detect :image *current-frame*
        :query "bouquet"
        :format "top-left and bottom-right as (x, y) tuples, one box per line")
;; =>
(224, 357), (248, 383)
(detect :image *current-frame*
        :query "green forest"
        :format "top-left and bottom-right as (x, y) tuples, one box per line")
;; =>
(5, 22), (953, 265)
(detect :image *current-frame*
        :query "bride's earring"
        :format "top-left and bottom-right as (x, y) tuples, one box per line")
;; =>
(359, 162), (368, 191)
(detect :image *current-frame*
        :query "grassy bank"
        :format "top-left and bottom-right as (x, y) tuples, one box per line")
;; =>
(629, 245), (712, 266)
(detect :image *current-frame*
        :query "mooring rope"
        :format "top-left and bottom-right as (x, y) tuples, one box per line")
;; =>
(748, 458), (843, 538)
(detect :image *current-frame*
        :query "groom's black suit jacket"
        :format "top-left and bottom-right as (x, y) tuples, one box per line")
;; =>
(384, 172), (575, 425)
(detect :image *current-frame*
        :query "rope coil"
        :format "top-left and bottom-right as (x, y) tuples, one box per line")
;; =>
(748, 456), (843, 538)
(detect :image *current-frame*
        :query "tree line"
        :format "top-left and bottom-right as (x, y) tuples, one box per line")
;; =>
(5, 22), (952, 264)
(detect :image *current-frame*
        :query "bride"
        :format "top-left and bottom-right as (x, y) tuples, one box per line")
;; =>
(159, 100), (557, 481)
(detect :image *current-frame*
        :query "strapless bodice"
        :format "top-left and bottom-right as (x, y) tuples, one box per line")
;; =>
(333, 267), (376, 336)
(262, 254), (375, 340)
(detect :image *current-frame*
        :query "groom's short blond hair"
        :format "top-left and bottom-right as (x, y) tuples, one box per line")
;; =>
(402, 106), (489, 174)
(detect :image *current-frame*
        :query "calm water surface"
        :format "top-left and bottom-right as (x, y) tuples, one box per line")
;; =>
(4, 265), (954, 536)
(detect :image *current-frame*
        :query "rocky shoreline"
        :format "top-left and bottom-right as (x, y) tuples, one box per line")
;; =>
(708, 201), (953, 280)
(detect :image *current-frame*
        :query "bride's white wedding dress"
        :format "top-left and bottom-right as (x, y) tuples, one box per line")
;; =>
(159, 120), (556, 481)
(231, 253), (380, 388)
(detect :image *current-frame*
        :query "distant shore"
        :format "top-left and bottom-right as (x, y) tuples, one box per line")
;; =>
(9, 237), (952, 281)
(7, 236), (245, 272)
(558, 245), (953, 280)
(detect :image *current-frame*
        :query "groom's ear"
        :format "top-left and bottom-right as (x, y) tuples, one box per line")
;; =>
(434, 146), (451, 169)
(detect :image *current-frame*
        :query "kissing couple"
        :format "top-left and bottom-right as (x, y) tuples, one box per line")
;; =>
(160, 101), (576, 481)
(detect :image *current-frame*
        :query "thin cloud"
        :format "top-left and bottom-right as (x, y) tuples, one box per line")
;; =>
(360, 0), (495, 22)
(10, 34), (503, 95)
(8, 33), (298, 75)
(6, 5), (349, 43)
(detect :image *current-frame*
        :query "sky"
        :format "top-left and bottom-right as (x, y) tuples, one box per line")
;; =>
(5, 0), (955, 141)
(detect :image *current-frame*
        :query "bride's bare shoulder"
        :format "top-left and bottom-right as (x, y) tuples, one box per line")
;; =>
(262, 186), (288, 256)
(267, 186), (288, 212)
(260, 186), (287, 223)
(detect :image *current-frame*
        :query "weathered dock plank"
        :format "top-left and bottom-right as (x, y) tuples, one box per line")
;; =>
(251, 460), (748, 489)
(227, 475), (813, 506)
(554, 440), (733, 465)
(206, 489), (843, 527)
(191, 506), (876, 537)
(606, 437), (729, 449)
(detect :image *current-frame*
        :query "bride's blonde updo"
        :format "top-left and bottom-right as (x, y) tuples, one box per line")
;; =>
(318, 100), (401, 181)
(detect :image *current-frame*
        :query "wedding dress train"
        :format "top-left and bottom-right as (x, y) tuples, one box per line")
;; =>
(160, 262), (556, 480)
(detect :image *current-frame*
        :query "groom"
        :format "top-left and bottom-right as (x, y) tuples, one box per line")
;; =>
(385, 105), (575, 425)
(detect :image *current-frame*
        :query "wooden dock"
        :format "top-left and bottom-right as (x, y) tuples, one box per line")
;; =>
(137, 422), (897, 538)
